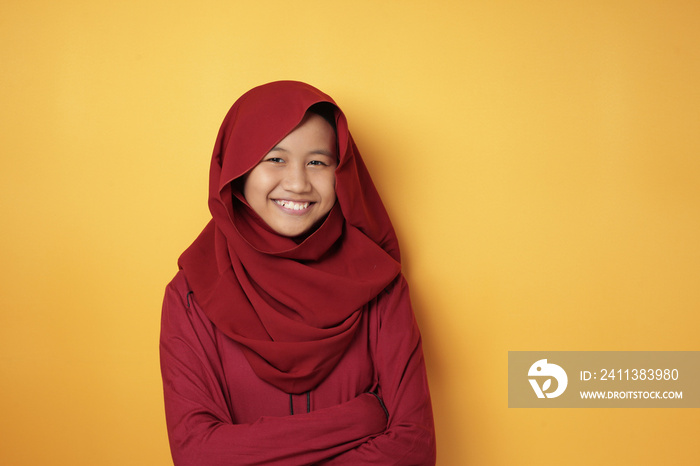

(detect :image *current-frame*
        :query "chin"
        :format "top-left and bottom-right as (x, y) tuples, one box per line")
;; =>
(272, 223), (313, 238)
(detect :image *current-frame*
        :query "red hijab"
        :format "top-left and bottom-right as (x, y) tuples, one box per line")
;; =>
(178, 81), (401, 394)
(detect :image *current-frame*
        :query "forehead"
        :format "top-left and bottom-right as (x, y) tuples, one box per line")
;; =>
(272, 113), (337, 150)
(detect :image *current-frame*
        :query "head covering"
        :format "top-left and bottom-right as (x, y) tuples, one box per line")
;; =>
(178, 81), (401, 394)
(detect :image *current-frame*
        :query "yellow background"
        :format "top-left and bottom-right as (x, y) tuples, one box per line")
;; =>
(2, 1), (698, 464)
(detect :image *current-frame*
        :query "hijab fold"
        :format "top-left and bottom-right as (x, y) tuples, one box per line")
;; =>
(178, 81), (401, 394)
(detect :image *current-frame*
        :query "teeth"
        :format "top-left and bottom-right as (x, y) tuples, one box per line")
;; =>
(275, 200), (310, 210)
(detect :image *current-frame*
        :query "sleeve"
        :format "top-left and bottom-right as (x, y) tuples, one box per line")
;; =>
(321, 275), (437, 465)
(159, 275), (388, 466)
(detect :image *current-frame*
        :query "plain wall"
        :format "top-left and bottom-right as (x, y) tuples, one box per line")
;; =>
(1, 1), (699, 464)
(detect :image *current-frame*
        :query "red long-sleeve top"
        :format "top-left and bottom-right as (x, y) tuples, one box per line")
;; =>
(160, 271), (436, 465)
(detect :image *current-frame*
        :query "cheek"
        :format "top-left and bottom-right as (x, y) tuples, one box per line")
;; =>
(242, 178), (255, 204)
(243, 168), (272, 203)
(241, 175), (251, 201)
(323, 174), (337, 205)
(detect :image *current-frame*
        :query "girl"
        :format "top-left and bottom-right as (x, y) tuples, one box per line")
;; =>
(160, 81), (436, 465)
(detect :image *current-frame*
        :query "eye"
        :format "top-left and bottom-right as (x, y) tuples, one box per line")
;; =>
(264, 157), (285, 164)
(307, 160), (328, 166)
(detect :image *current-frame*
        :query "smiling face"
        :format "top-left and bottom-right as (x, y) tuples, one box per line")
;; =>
(242, 112), (338, 237)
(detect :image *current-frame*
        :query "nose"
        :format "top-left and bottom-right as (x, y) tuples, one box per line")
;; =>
(281, 163), (311, 193)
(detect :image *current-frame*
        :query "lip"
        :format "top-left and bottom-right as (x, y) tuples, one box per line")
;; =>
(272, 199), (315, 215)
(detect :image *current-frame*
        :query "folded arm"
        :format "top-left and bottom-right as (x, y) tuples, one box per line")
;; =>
(160, 276), (387, 466)
(321, 276), (436, 465)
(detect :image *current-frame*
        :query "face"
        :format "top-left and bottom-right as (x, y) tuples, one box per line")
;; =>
(243, 112), (338, 237)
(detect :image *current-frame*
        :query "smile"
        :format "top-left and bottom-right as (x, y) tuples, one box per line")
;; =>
(274, 200), (311, 211)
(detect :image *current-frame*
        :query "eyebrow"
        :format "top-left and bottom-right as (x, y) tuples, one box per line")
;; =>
(269, 146), (335, 157)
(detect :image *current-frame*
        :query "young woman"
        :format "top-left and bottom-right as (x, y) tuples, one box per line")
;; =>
(160, 81), (436, 465)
